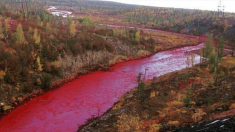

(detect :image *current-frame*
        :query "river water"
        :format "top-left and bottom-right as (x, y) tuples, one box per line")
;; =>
(0, 43), (204, 132)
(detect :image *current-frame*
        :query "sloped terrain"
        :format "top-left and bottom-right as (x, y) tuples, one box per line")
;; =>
(78, 57), (235, 132)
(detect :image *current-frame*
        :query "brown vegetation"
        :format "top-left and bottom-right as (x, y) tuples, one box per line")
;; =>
(78, 57), (235, 132)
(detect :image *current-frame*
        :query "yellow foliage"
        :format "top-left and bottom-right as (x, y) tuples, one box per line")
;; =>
(51, 61), (60, 68)
(168, 121), (180, 127)
(36, 78), (42, 85)
(17, 97), (23, 102)
(192, 109), (206, 122)
(36, 56), (43, 71)
(137, 50), (150, 56)
(219, 57), (235, 73)
(0, 70), (6, 80)
(150, 91), (156, 98)
(15, 24), (25, 43)
(3, 105), (12, 111)
(148, 123), (163, 132)
(229, 103), (235, 110)
(157, 111), (166, 118)
(176, 94), (186, 101)
(45, 22), (51, 32)
(69, 20), (76, 36)
(11, 97), (16, 103)
(112, 102), (123, 110)
(14, 86), (20, 91)
(4, 18), (10, 33)
(154, 46), (160, 52)
(135, 30), (140, 42)
(39, 21), (43, 27)
(33, 28), (40, 44)
(180, 110), (188, 114)
(116, 113), (142, 132)
(170, 100), (184, 107)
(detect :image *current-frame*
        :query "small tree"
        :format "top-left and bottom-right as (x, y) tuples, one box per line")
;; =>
(4, 18), (10, 35)
(33, 28), (40, 44)
(0, 22), (4, 39)
(69, 20), (76, 36)
(209, 49), (216, 72)
(186, 56), (190, 67)
(82, 17), (94, 27)
(204, 35), (214, 58)
(218, 37), (224, 60)
(45, 22), (51, 32)
(137, 73), (145, 91)
(184, 88), (192, 108)
(191, 53), (195, 66)
(15, 24), (25, 43)
(41, 74), (52, 90)
(36, 56), (43, 72)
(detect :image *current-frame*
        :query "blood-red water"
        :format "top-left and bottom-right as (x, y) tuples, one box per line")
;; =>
(0, 44), (204, 132)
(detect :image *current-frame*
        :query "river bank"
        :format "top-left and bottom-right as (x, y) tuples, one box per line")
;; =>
(0, 33), (201, 118)
(78, 56), (235, 132)
(0, 42), (204, 132)
(0, 9), (204, 119)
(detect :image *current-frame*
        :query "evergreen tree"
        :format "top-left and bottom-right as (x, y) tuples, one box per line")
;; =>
(36, 56), (43, 72)
(45, 22), (51, 32)
(204, 35), (214, 58)
(33, 28), (40, 44)
(4, 18), (10, 35)
(15, 24), (25, 43)
(209, 49), (216, 72)
(69, 20), (76, 36)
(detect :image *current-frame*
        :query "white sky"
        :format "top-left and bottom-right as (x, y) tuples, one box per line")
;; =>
(102, 0), (235, 13)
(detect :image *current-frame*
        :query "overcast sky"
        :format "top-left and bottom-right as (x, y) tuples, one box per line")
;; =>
(102, 0), (235, 13)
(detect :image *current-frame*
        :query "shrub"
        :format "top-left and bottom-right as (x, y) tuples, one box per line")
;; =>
(137, 73), (145, 91)
(41, 74), (52, 90)
(22, 81), (34, 93)
(50, 66), (62, 77)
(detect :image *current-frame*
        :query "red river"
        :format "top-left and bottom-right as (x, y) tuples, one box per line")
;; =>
(0, 42), (205, 132)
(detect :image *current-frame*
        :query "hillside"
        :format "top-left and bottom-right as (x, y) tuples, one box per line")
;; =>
(78, 56), (235, 132)
(0, 0), (200, 115)
(42, 0), (235, 48)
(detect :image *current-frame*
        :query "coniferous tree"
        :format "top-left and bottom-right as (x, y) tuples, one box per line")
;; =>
(15, 24), (25, 44)
(45, 22), (51, 32)
(218, 37), (224, 60)
(36, 56), (43, 72)
(33, 28), (40, 44)
(204, 35), (214, 58)
(69, 20), (76, 37)
(4, 18), (10, 35)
